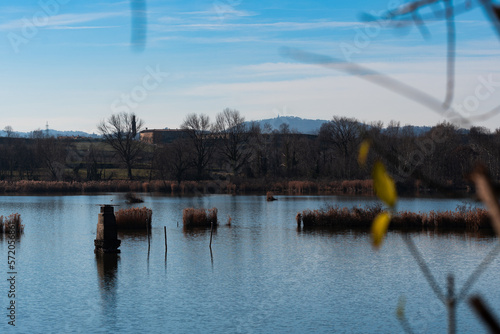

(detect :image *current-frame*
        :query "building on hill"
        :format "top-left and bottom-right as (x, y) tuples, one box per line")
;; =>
(140, 129), (190, 144)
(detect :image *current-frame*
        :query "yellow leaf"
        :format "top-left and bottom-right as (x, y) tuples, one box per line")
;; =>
(372, 161), (397, 208)
(371, 211), (391, 248)
(358, 140), (371, 166)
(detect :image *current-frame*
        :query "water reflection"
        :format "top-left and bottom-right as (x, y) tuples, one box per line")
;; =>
(96, 253), (119, 322)
(117, 230), (150, 241)
(182, 226), (218, 238)
(297, 225), (496, 239)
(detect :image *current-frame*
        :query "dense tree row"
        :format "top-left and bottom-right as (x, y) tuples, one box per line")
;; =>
(1, 112), (500, 192)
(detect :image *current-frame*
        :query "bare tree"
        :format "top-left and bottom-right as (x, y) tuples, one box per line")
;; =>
(35, 137), (66, 180)
(4, 126), (14, 138)
(97, 112), (144, 180)
(214, 108), (251, 176)
(319, 116), (361, 179)
(155, 139), (193, 184)
(181, 113), (214, 179)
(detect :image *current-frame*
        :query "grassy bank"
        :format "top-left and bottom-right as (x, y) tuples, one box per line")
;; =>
(297, 206), (492, 231)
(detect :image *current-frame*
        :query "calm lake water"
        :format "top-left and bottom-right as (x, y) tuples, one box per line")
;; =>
(0, 194), (499, 333)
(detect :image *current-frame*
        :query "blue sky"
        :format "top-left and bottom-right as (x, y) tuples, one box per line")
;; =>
(1, 0), (500, 133)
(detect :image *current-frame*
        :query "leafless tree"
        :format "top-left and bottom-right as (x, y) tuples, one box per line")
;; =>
(181, 113), (214, 179)
(214, 108), (251, 176)
(97, 112), (144, 180)
(35, 137), (66, 180)
(4, 126), (15, 138)
(155, 139), (193, 184)
(319, 116), (361, 179)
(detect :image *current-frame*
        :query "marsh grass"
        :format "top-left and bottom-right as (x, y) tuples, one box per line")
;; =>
(182, 207), (218, 228)
(266, 192), (277, 201)
(0, 179), (376, 195)
(115, 207), (152, 230)
(2, 214), (24, 234)
(124, 192), (144, 203)
(298, 206), (491, 231)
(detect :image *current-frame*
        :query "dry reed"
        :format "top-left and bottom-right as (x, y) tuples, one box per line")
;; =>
(2, 214), (24, 234)
(182, 207), (218, 228)
(115, 207), (152, 230)
(266, 192), (277, 201)
(124, 192), (144, 203)
(298, 206), (491, 231)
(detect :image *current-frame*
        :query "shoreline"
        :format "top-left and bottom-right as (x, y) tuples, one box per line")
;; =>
(0, 179), (474, 196)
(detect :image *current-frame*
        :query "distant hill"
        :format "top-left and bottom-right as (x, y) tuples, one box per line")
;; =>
(0, 129), (101, 139)
(245, 116), (327, 134)
(245, 116), (437, 135)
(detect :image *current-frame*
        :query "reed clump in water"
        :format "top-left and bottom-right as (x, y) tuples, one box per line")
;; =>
(266, 192), (277, 201)
(1, 214), (24, 234)
(182, 208), (218, 228)
(298, 206), (491, 231)
(124, 192), (144, 203)
(115, 207), (152, 230)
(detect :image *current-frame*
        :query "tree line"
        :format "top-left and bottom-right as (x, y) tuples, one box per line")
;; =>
(1, 111), (499, 193)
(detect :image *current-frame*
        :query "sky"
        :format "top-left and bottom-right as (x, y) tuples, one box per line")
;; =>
(1, 0), (500, 133)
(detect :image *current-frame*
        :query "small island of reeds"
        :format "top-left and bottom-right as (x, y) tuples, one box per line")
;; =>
(115, 207), (152, 230)
(183, 207), (218, 228)
(1, 214), (24, 234)
(297, 205), (492, 232)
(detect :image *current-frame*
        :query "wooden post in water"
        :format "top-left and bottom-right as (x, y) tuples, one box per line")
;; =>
(209, 221), (214, 249)
(164, 226), (167, 253)
(94, 205), (121, 254)
(147, 218), (151, 254)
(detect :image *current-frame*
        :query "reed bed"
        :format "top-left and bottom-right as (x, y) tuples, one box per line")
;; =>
(1, 214), (24, 234)
(297, 206), (492, 231)
(0, 179), (376, 195)
(182, 207), (218, 228)
(115, 207), (152, 230)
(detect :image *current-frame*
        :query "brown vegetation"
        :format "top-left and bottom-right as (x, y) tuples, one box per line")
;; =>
(1, 214), (24, 234)
(266, 191), (277, 201)
(115, 207), (152, 230)
(0, 179), (376, 195)
(297, 206), (492, 231)
(182, 207), (218, 228)
(124, 192), (144, 203)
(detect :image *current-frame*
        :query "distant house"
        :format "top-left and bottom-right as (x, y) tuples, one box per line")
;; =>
(139, 129), (190, 144)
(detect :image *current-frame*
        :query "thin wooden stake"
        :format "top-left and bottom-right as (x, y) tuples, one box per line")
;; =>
(147, 219), (151, 254)
(164, 226), (167, 253)
(209, 221), (214, 249)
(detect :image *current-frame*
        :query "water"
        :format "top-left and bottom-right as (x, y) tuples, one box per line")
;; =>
(0, 194), (498, 333)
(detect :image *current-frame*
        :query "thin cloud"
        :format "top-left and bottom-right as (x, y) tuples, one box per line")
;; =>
(152, 20), (361, 32)
(0, 12), (125, 31)
(47, 25), (121, 30)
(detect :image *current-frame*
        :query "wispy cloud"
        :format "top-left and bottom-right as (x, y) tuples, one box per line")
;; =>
(0, 12), (125, 31)
(180, 8), (258, 19)
(47, 25), (121, 30)
(151, 20), (360, 32)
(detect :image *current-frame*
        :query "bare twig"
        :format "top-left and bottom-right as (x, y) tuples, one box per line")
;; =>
(402, 234), (446, 303)
(469, 295), (500, 333)
(457, 242), (500, 302)
(443, 0), (456, 109)
(280, 47), (472, 128)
